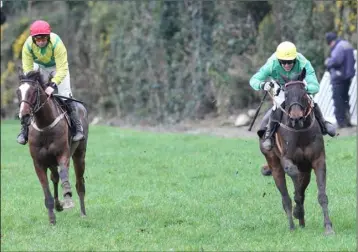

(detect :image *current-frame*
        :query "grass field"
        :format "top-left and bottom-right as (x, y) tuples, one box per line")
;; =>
(1, 120), (356, 251)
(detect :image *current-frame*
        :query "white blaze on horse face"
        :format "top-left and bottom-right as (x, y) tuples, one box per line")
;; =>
(18, 83), (31, 119)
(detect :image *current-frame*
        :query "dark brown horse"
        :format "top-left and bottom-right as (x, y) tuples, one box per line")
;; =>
(259, 69), (334, 235)
(16, 69), (88, 225)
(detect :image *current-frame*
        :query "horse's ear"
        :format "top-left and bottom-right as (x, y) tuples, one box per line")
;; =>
(299, 68), (306, 81)
(280, 73), (289, 83)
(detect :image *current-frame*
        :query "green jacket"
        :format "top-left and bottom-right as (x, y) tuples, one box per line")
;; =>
(249, 53), (320, 95)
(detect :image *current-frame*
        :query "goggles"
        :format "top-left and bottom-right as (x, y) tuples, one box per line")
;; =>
(33, 35), (49, 42)
(279, 59), (296, 65)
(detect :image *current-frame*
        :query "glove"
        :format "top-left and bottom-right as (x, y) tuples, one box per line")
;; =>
(45, 82), (58, 96)
(261, 81), (273, 91)
(45, 86), (55, 96)
(272, 82), (281, 96)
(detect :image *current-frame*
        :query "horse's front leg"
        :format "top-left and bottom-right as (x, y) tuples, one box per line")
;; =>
(57, 155), (75, 210)
(34, 164), (56, 225)
(291, 170), (311, 228)
(50, 166), (63, 212)
(264, 152), (295, 231)
(312, 154), (334, 235)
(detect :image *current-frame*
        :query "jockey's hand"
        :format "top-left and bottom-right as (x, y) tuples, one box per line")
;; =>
(45, 86), (55, 96)
(272, 82), (281, 96)
(45, 82), (58, 96)
(261, 82), (273, 91)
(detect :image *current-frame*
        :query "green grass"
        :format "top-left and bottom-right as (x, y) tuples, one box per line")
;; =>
(1, 120), (356, 251)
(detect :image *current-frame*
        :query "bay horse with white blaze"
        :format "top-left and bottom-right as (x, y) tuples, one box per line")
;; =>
(16, 69), (88, 225)
(258, 68), (334, 235)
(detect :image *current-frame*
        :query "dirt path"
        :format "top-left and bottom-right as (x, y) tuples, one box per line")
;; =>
(105, 117), (357, 139)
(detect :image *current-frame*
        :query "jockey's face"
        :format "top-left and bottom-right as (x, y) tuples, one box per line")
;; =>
(279, 59), (296, 72)
(33, 35), (49, 48)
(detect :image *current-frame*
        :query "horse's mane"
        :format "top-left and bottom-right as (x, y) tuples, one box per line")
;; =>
(19, 70), (46, 86)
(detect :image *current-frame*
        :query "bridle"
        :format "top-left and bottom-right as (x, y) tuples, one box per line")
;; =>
(286, 99), (313, 120)
(19, 79), (51, 116)
(267, 81), (315, 132)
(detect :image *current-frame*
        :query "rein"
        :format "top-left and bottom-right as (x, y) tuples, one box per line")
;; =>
(19, 79), (51, 115)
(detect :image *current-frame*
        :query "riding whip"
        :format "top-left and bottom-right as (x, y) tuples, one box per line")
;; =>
(248, 77), (279, 131)
(52, 94), (85, 104)
(248, 91), (268, 131)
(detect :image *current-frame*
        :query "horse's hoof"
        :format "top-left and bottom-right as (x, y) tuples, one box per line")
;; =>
(261, 165), (272, 176)
(80, 213), (87, 218)
(49, 218), (56, 225)
(55, 201), (64, 212)
(324, 227), (335, 236)
(293, 206), (304, 220)
(62, 198), (75, 210)
(284, 165), (299, 177)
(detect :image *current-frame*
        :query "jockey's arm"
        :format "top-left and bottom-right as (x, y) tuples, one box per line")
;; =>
(51, 41), (69, 85)
(22, 40), (34, 73)
(303, 61), (320, 95)
(249, 61), (272, 91)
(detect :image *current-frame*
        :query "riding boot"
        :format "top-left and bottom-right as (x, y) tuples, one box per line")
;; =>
(17, 115), (30, 145)
(262, 108), (282, 151)
(262, 118), (275, 151)
(313, 103), (336, 137)
(67, 101), (84, 141)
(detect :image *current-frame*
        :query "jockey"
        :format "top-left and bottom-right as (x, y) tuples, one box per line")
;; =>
(17, 20), (84, 145)
(249, 41), (336, 152)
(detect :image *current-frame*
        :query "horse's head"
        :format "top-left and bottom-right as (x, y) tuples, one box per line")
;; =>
(280, 68), (312, 127)
(17, 68), (47, 119)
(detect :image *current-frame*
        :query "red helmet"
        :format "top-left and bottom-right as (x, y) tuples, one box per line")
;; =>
(30, 20), (51, 36)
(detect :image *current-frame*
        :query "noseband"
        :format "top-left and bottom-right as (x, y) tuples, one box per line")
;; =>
(19, 79), (50, 115)
(287, 98), (313, 120)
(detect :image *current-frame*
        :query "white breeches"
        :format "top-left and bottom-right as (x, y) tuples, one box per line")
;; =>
(33, 63), (72, 98)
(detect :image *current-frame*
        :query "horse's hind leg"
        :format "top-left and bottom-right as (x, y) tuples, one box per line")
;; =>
(291, 171), (311, 228)
(34, 164), (56, 225)
(72, 149), (86, 217)
(313, 155), (334, 235)
(50, 166), (64, 212)
(266, 155), (295, 231)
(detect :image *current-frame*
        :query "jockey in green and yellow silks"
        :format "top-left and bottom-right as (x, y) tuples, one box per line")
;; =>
(17, 20), (84, 145)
